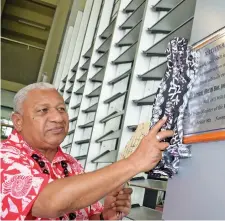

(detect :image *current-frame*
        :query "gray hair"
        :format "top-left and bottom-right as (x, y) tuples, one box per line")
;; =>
(13, 82), (56, 114)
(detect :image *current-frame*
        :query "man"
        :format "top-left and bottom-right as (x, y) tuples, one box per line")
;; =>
(1, 83), (173, 220)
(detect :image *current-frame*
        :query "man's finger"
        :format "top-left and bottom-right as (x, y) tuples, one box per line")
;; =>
(148, 116), (167, 135)
(156, 130), (174, 141)
(158, 142), (170, 151)
(115, 206), (130, 216)
(116, 194), (131, 200)
(115, 200), (131, 207)
(118, 188), (133, 195)
(110, 185), (124, 197)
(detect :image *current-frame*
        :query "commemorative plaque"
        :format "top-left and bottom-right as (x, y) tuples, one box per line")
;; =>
(183, 28), (225, 143)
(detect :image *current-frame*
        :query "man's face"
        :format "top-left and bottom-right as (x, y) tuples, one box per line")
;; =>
(18, 89), (69, 149)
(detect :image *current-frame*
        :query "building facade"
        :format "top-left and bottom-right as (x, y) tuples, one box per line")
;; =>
(53, 0), (197, 219)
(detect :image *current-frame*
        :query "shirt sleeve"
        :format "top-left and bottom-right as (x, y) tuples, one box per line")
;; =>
(0, 144), (52, 220)
(89, 201), (104, 217)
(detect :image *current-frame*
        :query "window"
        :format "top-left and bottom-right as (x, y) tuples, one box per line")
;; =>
(1, 119), (13, 140)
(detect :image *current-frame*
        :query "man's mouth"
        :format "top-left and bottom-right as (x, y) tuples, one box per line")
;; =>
(48, 127), (64, 134)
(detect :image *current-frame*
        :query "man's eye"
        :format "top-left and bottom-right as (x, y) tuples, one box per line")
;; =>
(58, 107), (66, 112)
(38, 108), (48, 113)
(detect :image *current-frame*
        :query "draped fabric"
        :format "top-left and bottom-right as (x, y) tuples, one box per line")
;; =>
(149, 37), (200, 178)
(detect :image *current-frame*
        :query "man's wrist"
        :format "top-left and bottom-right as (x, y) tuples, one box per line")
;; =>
(125, 156), (142, 174)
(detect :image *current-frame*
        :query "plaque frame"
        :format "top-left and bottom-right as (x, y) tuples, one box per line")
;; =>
(183, 27), (225, 144)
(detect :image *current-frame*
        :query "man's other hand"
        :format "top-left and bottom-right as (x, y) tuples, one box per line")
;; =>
(102, 185), (132, 220)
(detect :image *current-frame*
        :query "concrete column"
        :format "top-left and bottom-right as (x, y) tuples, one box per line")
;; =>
(67, 0), (87, 27)
(38, 0), (72, 82)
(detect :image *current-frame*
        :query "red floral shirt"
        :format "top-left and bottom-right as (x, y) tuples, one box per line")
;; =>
(0, 130), (103, 220)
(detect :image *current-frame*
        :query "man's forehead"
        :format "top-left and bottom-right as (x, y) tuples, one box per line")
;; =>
(25, 89), (65, 106)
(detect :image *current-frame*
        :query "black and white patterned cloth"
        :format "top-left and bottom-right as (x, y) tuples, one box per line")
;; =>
(149, 37), (200, 178)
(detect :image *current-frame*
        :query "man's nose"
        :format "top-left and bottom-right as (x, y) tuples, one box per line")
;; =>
(49, 108), (64, 122)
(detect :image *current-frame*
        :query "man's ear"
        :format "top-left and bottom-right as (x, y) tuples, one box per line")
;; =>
(11, 112), (23, 132)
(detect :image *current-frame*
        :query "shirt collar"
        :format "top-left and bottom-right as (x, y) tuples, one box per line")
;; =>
(7, 130), (74, 164)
